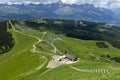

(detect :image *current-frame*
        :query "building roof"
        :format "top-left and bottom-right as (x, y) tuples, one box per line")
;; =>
(65, 54), (77, 60)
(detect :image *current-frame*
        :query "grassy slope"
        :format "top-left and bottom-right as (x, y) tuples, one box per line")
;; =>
(37, 62), (120, 80)
(0, 23), (47, 80)
(23, 33), (120, 80)
(0, 21), (120, 80)
(37, 36), (120, 80)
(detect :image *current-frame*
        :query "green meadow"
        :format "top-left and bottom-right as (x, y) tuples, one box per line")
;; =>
(0, 20), (120, 80)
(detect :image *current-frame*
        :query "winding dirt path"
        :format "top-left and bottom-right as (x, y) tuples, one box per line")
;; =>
(11, 56), (48, 80)
(9, 21), (47, 53)
(0, 21), (31, 65)
(51, 38), (63, 54)
(31, 32), (46, 53)
(8, 21), (49, 79)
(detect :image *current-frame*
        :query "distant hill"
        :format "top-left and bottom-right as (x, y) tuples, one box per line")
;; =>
(112, 8), (120, 18)
(0, 3), (120, 26)
(23, 19), (120, 40)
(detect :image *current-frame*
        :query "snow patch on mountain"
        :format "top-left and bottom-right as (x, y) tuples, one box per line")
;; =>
(0, 0), (120, 8)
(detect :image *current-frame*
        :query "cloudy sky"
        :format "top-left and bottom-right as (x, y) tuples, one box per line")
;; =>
(0, 0), (120, 9)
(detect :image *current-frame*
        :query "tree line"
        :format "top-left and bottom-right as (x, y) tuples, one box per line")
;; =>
(95, 40), (120, 49)
(96, 41), (108, 48)
(107, 40), (120, 49)
(0, 21), (14, 55)
(101, 54), (120, 63)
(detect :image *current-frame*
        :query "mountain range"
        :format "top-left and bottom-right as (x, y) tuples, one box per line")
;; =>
(0, 3), (120, 26)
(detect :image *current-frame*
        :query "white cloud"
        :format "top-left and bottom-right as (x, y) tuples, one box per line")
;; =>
(60, 0), (120, 8)
(61, 0), (79, 4)
(0, 0), (120, 8)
